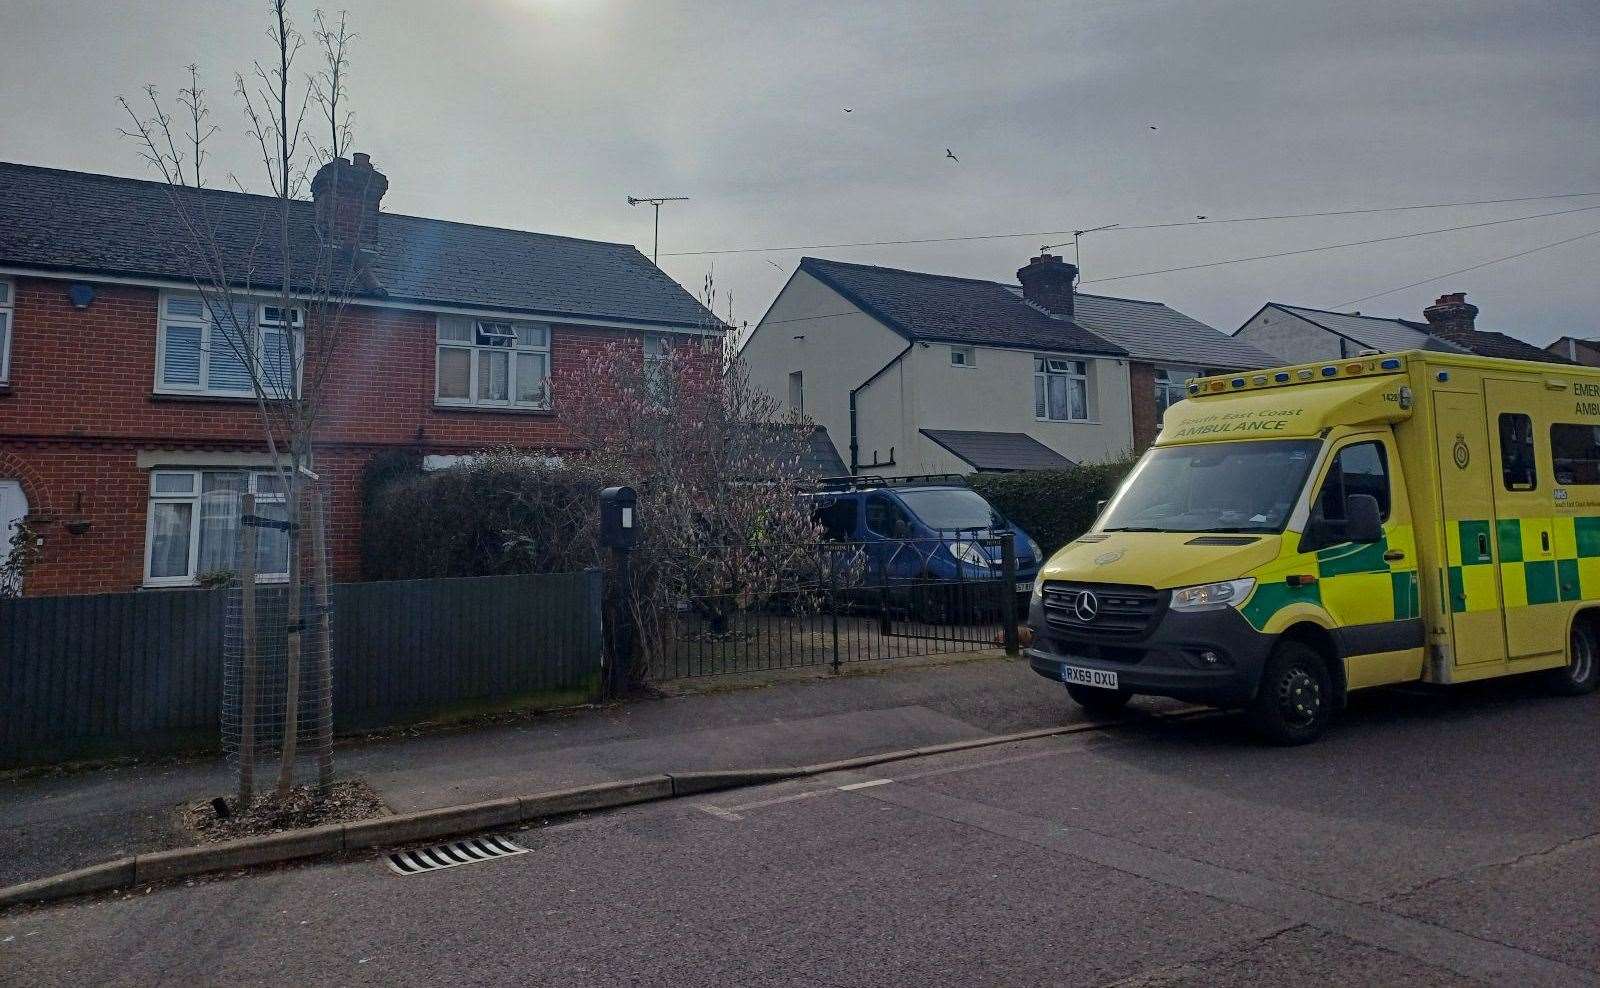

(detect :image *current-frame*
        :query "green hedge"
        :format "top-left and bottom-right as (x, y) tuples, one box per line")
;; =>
(969, 460), (1137, 556)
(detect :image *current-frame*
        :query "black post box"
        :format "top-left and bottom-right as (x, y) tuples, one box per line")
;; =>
(598, 486), (638, 550)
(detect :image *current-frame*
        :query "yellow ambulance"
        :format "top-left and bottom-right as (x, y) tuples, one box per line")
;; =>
(1027, 350), (1600, 743)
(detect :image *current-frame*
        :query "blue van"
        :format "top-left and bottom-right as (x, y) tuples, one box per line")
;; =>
(802, 476), (1042, 616)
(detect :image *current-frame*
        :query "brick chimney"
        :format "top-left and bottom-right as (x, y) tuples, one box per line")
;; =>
(311, 152), (388, 248)
(1422, 292), (1479, 335)
(1017, 253), (1078, 318)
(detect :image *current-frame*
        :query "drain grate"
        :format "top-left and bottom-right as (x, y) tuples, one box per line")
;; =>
(386, 835), (529, 876)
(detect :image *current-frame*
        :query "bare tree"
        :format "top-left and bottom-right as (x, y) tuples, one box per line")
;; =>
(118, 1), (366, 803)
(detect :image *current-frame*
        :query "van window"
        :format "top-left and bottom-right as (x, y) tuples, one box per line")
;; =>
(1550, 423), (1600, 485)
(812, 498), (858, 541)
(1498, 413), (1537, 490)
(865, 494), (912, 539)
(1308, 441), (1390, 545)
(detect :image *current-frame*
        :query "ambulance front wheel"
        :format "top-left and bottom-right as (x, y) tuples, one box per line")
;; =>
(1247, 641), (1333, 745)
(1544, 620), (1600, 696)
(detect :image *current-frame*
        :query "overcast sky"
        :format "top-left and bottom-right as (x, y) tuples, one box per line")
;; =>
(3, 0), (1597, 343)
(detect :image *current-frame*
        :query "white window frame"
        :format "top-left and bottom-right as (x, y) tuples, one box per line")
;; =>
(1033, 356), (1090, 422)
(950, 345), (975, 368)
(1154, 366), (1200, 422)
(434, 317), (552, 409)
(0, 278), (12, 384)
(154, 292), (302, 399)
(143, 469), (289, 588)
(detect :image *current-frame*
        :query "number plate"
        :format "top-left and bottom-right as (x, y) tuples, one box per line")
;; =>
(1061, 665), (1119, 690)
(1016, 580), (1033, 593)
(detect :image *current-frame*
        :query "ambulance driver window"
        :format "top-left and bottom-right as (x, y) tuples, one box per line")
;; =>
(1498, 413), (1537, 490)
(1307, 441), (1390, 547)
(1550, 424), (1600, 485)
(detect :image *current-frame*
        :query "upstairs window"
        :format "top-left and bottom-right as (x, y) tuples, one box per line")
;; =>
(157, 293), (298, 398)
(436, 317), (551, 409)
(0, 279), (11, 384)
(1034, 357), (1089, 421)
(950, 346), (975, 368)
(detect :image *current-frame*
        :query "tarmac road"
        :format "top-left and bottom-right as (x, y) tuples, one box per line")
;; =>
(3, 681), (1597, 986)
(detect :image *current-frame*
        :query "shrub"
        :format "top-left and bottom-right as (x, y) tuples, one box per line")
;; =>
(360, 451), (612, 581)
(969, 459), (1138, 557)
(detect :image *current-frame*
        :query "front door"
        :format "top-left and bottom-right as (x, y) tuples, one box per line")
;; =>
(1434, 391), (1508, 667)
(0, 479), (28, 595)
(1485, 380), (1563, 660)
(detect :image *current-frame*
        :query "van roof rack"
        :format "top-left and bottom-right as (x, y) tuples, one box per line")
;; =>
(813, 473), (969, 492)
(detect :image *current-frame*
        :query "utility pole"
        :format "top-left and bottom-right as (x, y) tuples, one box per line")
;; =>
(1043, 223), (1119, 283)
(627, 195), (690, 265)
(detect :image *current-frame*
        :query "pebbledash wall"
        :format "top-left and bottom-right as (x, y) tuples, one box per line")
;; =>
(0, 274), (649, 595)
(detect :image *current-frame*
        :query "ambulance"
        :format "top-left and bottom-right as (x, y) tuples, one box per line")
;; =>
(1026, 350), (1600, 743)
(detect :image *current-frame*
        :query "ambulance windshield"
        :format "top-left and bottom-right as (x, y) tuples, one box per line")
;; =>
(1101, 439), (1321, 534)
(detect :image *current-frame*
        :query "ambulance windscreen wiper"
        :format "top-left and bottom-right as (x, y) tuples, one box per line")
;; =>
(1102, 526), (1163, 532)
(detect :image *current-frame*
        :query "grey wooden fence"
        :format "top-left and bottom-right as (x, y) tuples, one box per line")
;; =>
(0, 570), (603, 767)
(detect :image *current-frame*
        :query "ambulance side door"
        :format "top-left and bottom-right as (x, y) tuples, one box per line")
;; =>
(1435, 389), (1509, 668)
(1485, 380), (1564, 660)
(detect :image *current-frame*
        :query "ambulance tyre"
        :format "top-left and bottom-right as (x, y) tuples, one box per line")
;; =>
(1066, 685), (1132, 714)
(1544, 620), (1600, 696)
(1247, 641), (1333, 745)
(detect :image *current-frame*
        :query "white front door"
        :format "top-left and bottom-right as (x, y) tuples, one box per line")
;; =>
(0, 479), (28, 594)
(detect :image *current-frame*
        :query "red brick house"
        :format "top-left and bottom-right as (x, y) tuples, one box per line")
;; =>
(0, 157), (720, 595)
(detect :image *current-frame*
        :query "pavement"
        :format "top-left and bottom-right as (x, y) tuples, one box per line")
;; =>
(0, 652), (1127, 890)
(2, 675), (1595, 986)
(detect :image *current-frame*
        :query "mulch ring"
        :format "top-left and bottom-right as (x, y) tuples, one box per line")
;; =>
(183, 778), (389, 843)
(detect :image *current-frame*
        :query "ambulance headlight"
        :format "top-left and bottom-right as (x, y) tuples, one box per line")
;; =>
(1170, 578), (1256, 612)
(1029, 572), (1046, 608)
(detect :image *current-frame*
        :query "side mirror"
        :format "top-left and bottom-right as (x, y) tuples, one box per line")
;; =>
(1344, 494), (1383, 543)
(1095, 499), (1108, 513)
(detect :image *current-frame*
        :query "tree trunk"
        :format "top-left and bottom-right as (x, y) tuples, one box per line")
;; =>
(310, 488), (334, 790)
(276, 475), (304, 797)
(238, 493), (259, 807)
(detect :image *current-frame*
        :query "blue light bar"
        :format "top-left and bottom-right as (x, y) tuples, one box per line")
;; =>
(1274, 372), (1291, 383)
(1321, 366), (1338, 377)
(1231, 378), (1246, 388)
(1380, 358), (1401, 370)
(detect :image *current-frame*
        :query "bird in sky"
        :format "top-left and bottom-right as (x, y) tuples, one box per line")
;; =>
(1196, 215), (1207, 220)
(1149, 125), (1158, 130)
(843, 107), (853, 113)
(945, 149), (959, 162)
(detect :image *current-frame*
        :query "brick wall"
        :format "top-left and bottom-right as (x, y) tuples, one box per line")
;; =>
(0, 274), (678, 594)
(1128, 361), (1159, 453)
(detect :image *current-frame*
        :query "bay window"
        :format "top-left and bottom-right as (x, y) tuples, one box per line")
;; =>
(436, 317), (550, 408)
(156, 293), (299, 398)
(145, 470), (289, 586)
(1034, 357), (1089, 421)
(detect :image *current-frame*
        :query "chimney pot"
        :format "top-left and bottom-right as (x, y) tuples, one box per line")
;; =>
(1422, 291), (1479, 336)
(1017, 252), (1078, 319)
(311, 152), (388, 249)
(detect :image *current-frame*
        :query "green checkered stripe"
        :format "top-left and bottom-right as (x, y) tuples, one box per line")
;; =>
(1447, 517), (1600, 613)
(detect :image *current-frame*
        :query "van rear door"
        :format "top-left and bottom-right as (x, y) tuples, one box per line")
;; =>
(1434, 389), (1510, 668)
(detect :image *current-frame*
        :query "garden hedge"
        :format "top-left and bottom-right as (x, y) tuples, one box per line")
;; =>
(969, 460), (1137, 557)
